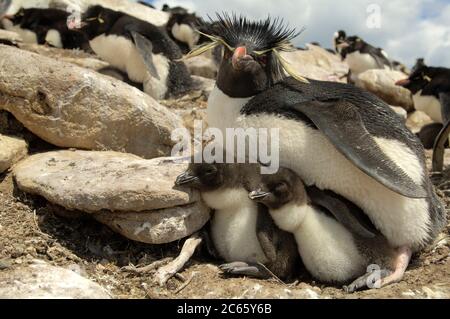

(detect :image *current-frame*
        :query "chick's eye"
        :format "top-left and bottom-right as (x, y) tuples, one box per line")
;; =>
(274, 182), (288, 193)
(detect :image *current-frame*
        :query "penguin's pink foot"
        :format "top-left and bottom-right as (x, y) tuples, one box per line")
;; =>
(376, 246), (411, 288)
(344, 246), (412, 293)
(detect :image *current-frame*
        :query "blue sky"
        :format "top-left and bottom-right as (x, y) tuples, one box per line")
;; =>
(146, 0), (450, 68)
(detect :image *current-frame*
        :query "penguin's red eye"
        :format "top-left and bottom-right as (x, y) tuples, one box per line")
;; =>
(257, 55), (268, 65)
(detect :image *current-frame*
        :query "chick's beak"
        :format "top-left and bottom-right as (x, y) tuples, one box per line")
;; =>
(175, 171), (198, 186)
(395, 78), (410, 87)
(248, 189), (271, 201)
(232, 46), (252, 70)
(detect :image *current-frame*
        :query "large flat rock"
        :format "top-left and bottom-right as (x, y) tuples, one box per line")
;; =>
(13, 151), (199, 212)
(281, 44), (348, 82)
(0, 260), (111, 299)
(94, 202), (210, 244)
(0, 134), (27, 173)
(355, 69), (414, 111)
(0, 45), (183, 159)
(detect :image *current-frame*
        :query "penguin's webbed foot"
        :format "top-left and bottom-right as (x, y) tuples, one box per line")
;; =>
(343, 246), (412, 293)
(219, 261), (272, 279)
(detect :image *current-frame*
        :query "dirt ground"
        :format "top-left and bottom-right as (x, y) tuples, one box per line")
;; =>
(0, 111), (449, 299)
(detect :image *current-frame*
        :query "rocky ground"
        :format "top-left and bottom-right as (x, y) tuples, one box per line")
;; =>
(0, 109), (449, 299)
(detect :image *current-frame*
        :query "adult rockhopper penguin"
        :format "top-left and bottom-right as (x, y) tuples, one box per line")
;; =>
(396, 58), (450, 171)
(192, 14), (446, 289)
(2, 7), (89, 49)
(70, 5), (194, 100)
(334, 30), (392, 83)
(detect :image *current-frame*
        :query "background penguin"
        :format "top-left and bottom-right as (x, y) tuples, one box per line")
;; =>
(1, 7), (89, 49)
(198, 14), (446, 283)
(397, 58), (450, 124)
(396, 58), (450, 170)
(334, 31), (392, 83)
(166, 11), (201, 53)
(161, 4), (189, 15)
(70, 5), (194, 100)
(333, 30), (347, 55)
(175, 161), (299, 280)
(249, 168), (403, 292)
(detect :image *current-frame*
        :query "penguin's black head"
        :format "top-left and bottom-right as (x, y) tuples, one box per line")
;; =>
(337, 35), (365, 58)
(5, 7), (26, 26)
(69, 6), (119, 39)
(396, 58), (432, 94)
(162, 4), (188, 15)
(248, 168), (306, 209)
(175, 162), (225, 191)
(193, 13), (307, 97)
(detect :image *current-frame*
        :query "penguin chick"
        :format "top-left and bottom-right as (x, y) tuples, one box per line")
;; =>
(249, 167), (407, 292)
(175, 161), (299, 280)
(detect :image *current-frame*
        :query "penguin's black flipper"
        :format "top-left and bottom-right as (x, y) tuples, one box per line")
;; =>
(255, 203), (298, 280)
(129, 30), (160, 80)
(291, 99), (427, 198)
(440, 92), (450, 124)
(306, 186), (379, 239)
(372, 48), (391, 69)
(432, 122), (450, 172)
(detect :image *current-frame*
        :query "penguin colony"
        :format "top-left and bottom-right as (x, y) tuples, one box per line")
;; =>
(1, 3), (448, 292)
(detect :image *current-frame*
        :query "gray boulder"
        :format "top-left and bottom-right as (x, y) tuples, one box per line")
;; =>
(0, 45), (183, 159)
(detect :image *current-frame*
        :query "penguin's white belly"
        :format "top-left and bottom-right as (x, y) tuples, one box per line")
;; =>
(269, 203), (365, 282)
(413, 91), (442, 123)
(345, 51), (382, 75)
(202, 188), (267, 263)
(90, 34), (169, 99)
(45, 29), (62, 48)
(235, 114), (431, 250)
(207, 86), (252, 133)
(142, 54), (170, 100)
(295, 209), (366, 282)
(171, 23), (199, 49)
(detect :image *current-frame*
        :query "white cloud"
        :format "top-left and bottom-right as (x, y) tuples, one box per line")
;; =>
(154, 0), (450, 68)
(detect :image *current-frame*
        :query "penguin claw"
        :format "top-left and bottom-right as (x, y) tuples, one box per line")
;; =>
(343, 268), (392, 293)
(219, 261), (271, 279)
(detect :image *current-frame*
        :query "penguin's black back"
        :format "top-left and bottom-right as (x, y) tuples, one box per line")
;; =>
(12, 8), (88, 49)
(107, 15), (181, 60)
(242, 77), (424, 160)
(422, 67), (450, 98)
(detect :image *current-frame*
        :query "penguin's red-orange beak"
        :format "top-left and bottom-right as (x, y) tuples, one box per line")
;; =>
(395, 78), (410, 87)
(232, 46), (253, 70)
